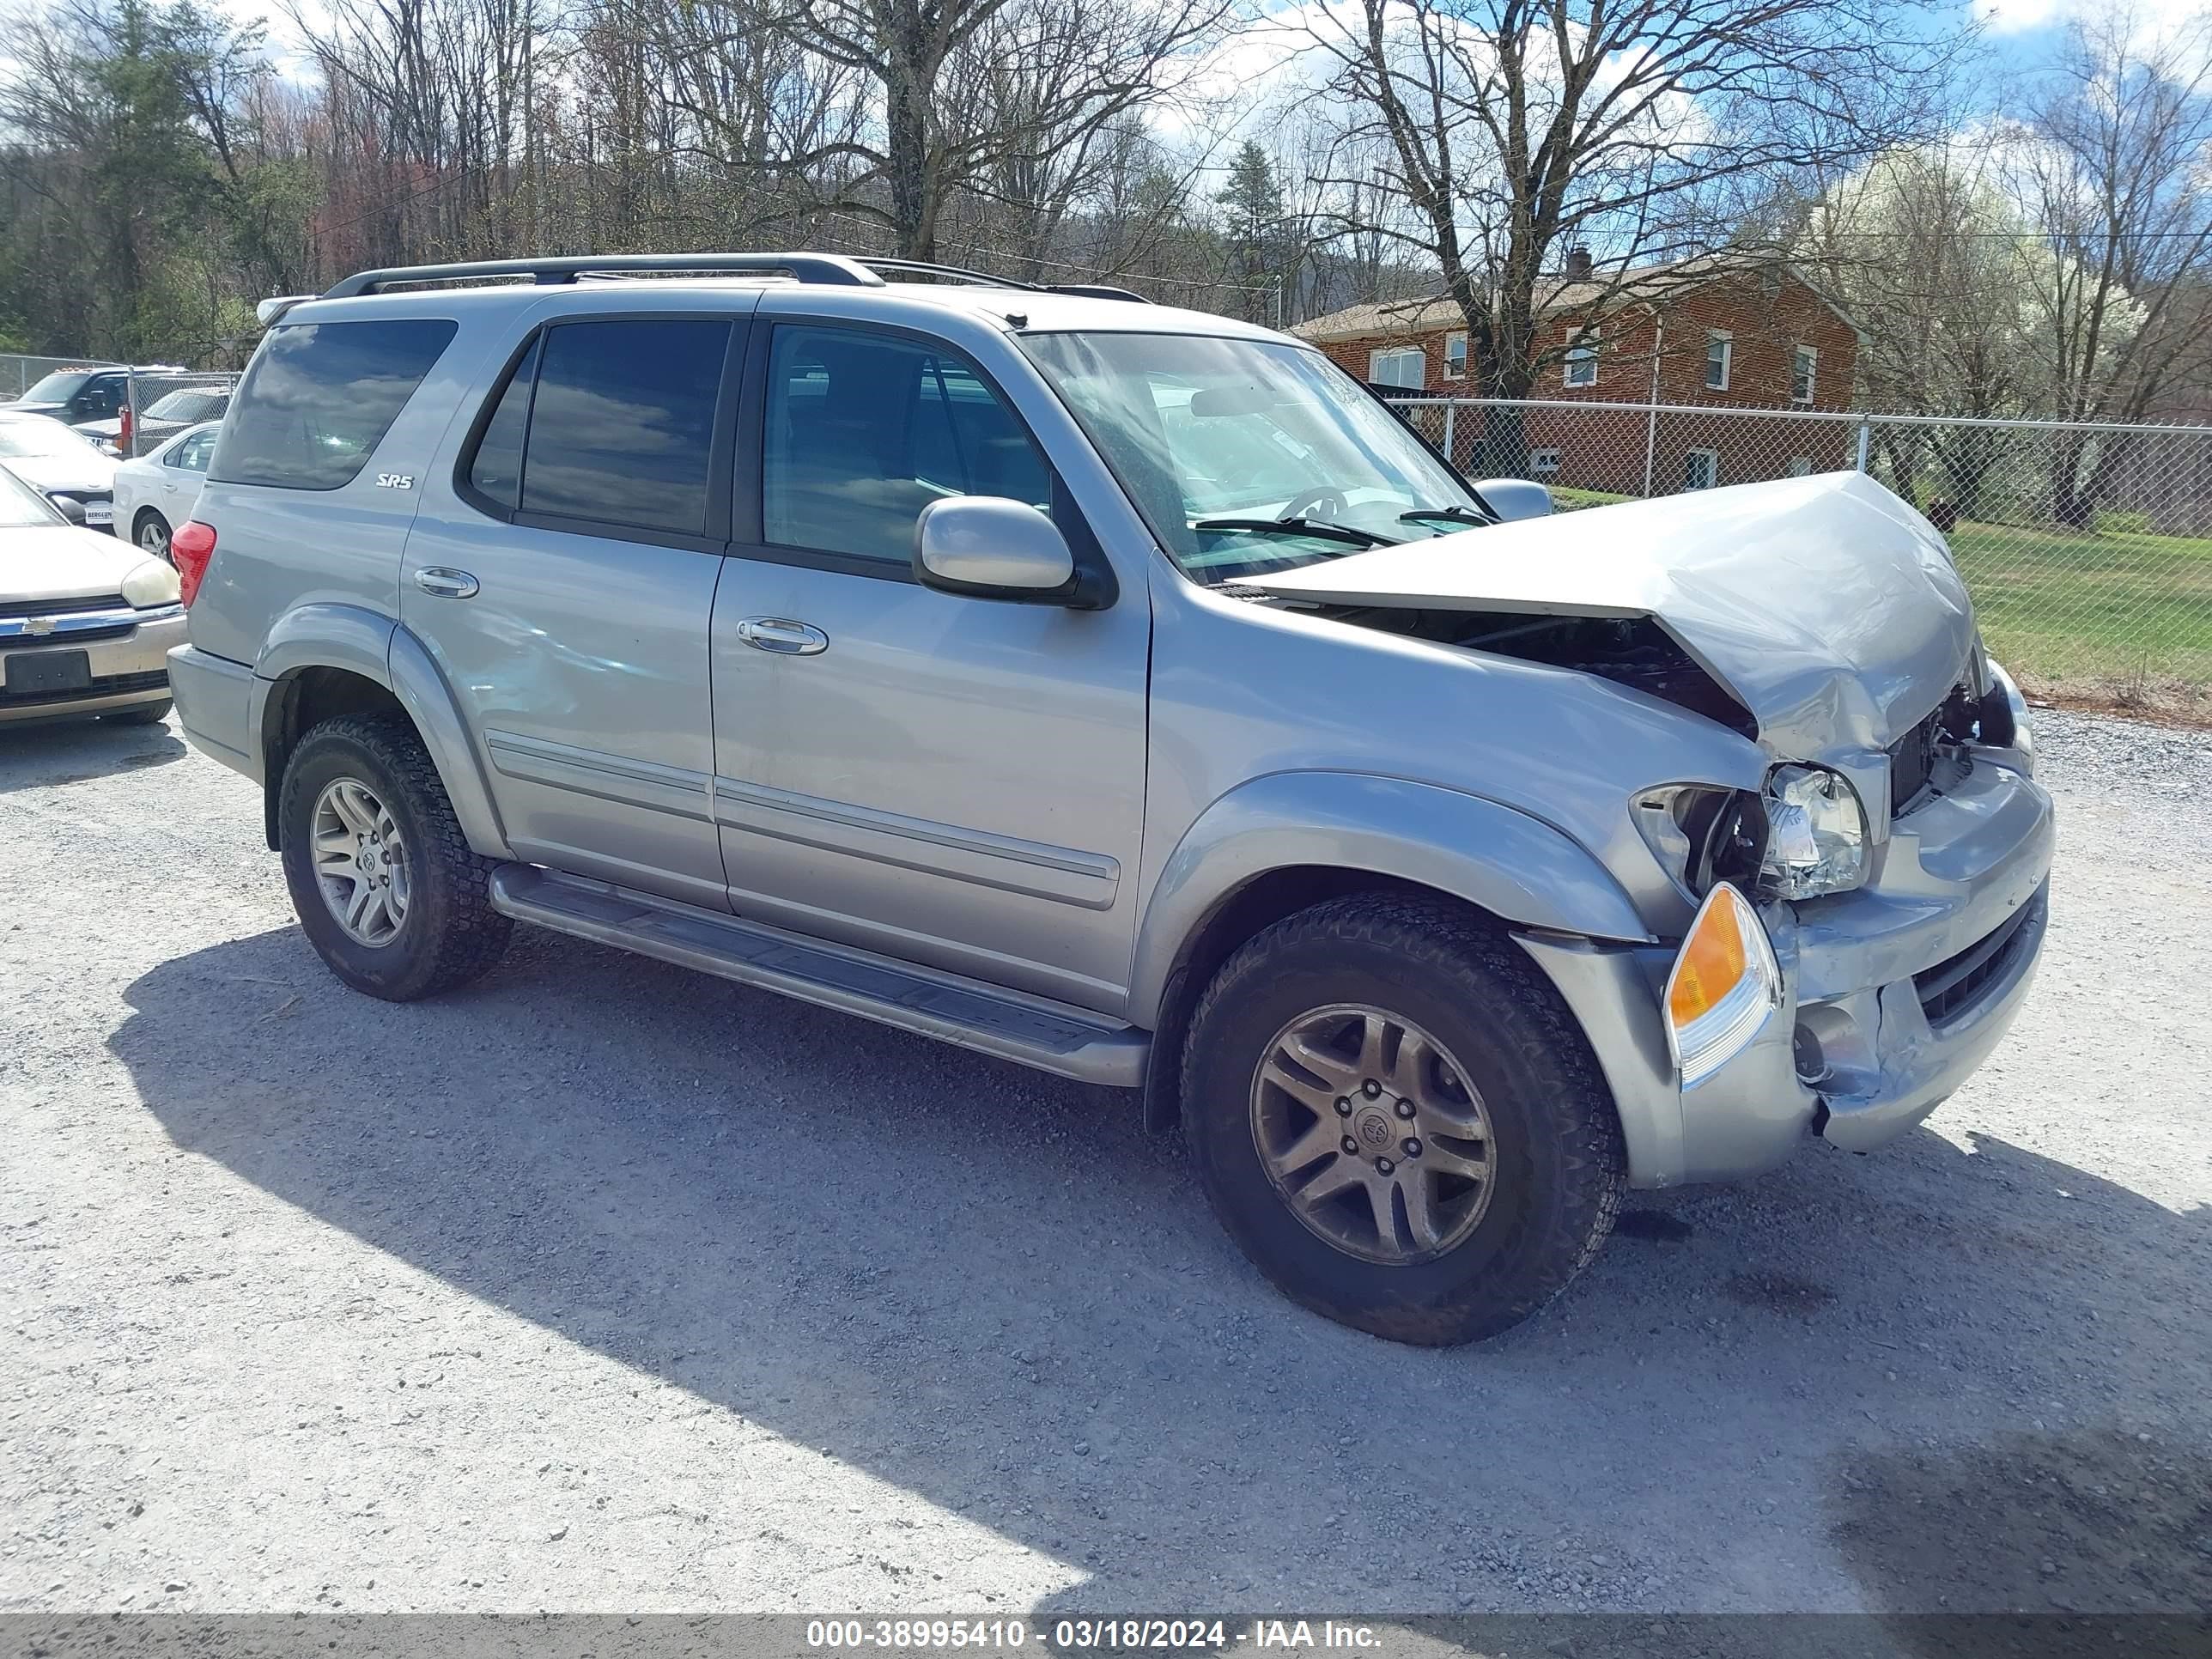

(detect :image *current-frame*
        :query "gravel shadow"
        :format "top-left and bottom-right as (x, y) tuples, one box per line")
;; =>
(108, 922), (2212, 1612)
(0, 714), (184, 793)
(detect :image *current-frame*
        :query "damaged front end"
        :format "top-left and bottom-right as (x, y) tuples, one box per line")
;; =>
(1232, 471), (2057, 1184)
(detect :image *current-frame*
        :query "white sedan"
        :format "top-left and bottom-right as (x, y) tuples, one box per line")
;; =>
(109, 420), (220, 560)
(0, 410), (118, 532)
(0, 464), (185, 726)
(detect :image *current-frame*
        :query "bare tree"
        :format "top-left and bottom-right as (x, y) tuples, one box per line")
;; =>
(738, 0), (1239, 259)
(2010, 12), (2212, 523)
(1303, 0), (1961, 405)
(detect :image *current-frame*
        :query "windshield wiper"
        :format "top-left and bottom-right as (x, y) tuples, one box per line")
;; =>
(1192, 516), (1397, 549)
(1397, 504), (1492, 528)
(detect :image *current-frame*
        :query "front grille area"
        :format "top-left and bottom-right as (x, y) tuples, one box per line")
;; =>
(0, 622), (134, 646)
(0, 668), (167, 708)
(1887, 681), (1982, 817)
(1914, 888), (2045, 1026)
(1888, 711), (1938, 815)
(0, 593), (127, 618)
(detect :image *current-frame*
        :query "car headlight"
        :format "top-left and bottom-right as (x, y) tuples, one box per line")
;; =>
(121, 557), (182, 609)
(1632, 784), (1765, 899)
(1757, 763), (1868, 899)
(46, 491), (88, 525)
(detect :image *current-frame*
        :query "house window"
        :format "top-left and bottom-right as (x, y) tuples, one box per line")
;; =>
(1786, 456), (1814, 477)
(1792, 345), (1817, 404)
(1528, 447), (1561, 475)
(1368, 346), (1426, 390)
(1444, 332), (1468, 379)
(1705, 333), (1732, 392)
(1562, 334), (1597, 388)
(1682, 448), (1719, 490)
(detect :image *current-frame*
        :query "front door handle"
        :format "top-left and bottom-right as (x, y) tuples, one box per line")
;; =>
(735, 617), (829, 656)
(415, 568), (480, 599)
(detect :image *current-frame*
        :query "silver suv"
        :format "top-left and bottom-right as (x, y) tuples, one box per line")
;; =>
(167, 252), (2052, 1345)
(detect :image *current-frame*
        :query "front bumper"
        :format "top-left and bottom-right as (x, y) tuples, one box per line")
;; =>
(0, 605), (185, 722)
(1522, 752), (2053, 1188)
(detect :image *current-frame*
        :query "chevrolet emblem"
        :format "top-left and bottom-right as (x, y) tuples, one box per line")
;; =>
(25, 616), (57, 636)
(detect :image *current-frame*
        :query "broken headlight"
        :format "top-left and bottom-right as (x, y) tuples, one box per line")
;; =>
(1632, 785), (1765, 899)
(1757, 764), (1868, 900)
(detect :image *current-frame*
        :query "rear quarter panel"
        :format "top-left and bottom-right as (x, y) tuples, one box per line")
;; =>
(183, 304), (508, 670)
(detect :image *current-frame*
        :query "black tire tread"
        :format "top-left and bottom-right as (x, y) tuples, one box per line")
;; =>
(279, 713), (511, 1000)
(1183, 890), (1626, 1345)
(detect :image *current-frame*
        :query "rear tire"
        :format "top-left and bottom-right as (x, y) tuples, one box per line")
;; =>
(1182, 892), (1625, 1346)
(278, 714), (512, 1000)
(135, 510), (173, 562)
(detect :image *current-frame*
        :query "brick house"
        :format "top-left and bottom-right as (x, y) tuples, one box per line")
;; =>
(1296, 253), (1863, 496)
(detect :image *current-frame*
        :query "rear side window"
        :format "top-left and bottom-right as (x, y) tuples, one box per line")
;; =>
(465, 335), (541, 513)
(213, 319), (457, 490)
(167, 430), (218, 471)
(514, 319), (730, 536)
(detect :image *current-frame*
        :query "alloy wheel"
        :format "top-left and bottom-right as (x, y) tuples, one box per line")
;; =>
(311, 777), (411, 946)
(138, 518), (170, 561)
(1249, 1003), (1498, 1264)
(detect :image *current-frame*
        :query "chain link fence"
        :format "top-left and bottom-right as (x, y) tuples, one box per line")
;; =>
(0, 352), (118, 400)
(1390, 395), (2212, 705)
(118, 370), (236, 456)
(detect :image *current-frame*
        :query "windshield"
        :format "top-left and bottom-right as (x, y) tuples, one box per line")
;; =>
(0, 418), (95, 459)
(0, 464), (65, 527)
(19, 370), (95, 404)
(148, 389), (226, 420)
(1020, 331), (1479, 582)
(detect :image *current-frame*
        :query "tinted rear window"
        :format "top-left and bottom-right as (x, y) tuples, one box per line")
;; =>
(213, 319), (457, 489)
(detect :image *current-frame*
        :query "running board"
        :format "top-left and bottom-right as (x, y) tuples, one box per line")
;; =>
(487, 866), (1149, 1087)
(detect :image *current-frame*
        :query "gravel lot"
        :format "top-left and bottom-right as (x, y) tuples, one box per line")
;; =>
(3, 707), (2209, 1617)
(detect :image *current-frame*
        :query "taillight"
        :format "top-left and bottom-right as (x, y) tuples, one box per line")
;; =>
(118, 404), (133, 453)
(171, 520), (216, 607)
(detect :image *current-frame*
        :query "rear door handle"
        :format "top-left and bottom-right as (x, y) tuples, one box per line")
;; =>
(735, 617), (829, 655)
(415, 568), (480, 599)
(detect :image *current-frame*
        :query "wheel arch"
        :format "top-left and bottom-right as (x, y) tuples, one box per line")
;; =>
(250, 605), (509, 859)
(1131, 772), (1653, 1133)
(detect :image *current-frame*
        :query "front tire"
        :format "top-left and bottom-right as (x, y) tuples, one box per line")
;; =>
(103, 696), (172, 725)
(1182, 892), (1625, 1346)
(278, 714), (512, 1000)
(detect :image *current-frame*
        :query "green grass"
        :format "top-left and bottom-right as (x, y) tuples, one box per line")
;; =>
(1548, 485), (1633, 513)
(1943, 520), (2212, 690)
(1536, 485), (2212, 691)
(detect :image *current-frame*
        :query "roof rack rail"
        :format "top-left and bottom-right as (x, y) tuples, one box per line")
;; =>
(320, 252), (888, 300)
(1042, 283), (1149, 304)
(313, 250), (1153, 306)
(860, 256), (1039, 290)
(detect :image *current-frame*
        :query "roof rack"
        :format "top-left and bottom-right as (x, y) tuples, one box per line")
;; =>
(321, 252), (886, 300)
(310, 251), (1151, 306)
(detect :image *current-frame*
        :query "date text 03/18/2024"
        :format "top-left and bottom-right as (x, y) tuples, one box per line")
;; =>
(804, 1622), (1384, 1651)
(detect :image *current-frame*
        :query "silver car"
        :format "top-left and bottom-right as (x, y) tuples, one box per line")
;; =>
(0, 464), (184, 725)
(166, 253), (2051, 1344)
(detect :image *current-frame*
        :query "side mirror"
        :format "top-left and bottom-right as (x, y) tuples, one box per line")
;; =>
(915, 495), (1078, 603)
(1474, 478), (1553, 522)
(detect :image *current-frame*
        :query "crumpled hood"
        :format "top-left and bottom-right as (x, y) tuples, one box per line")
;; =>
(1231, 470), (1976, 758)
